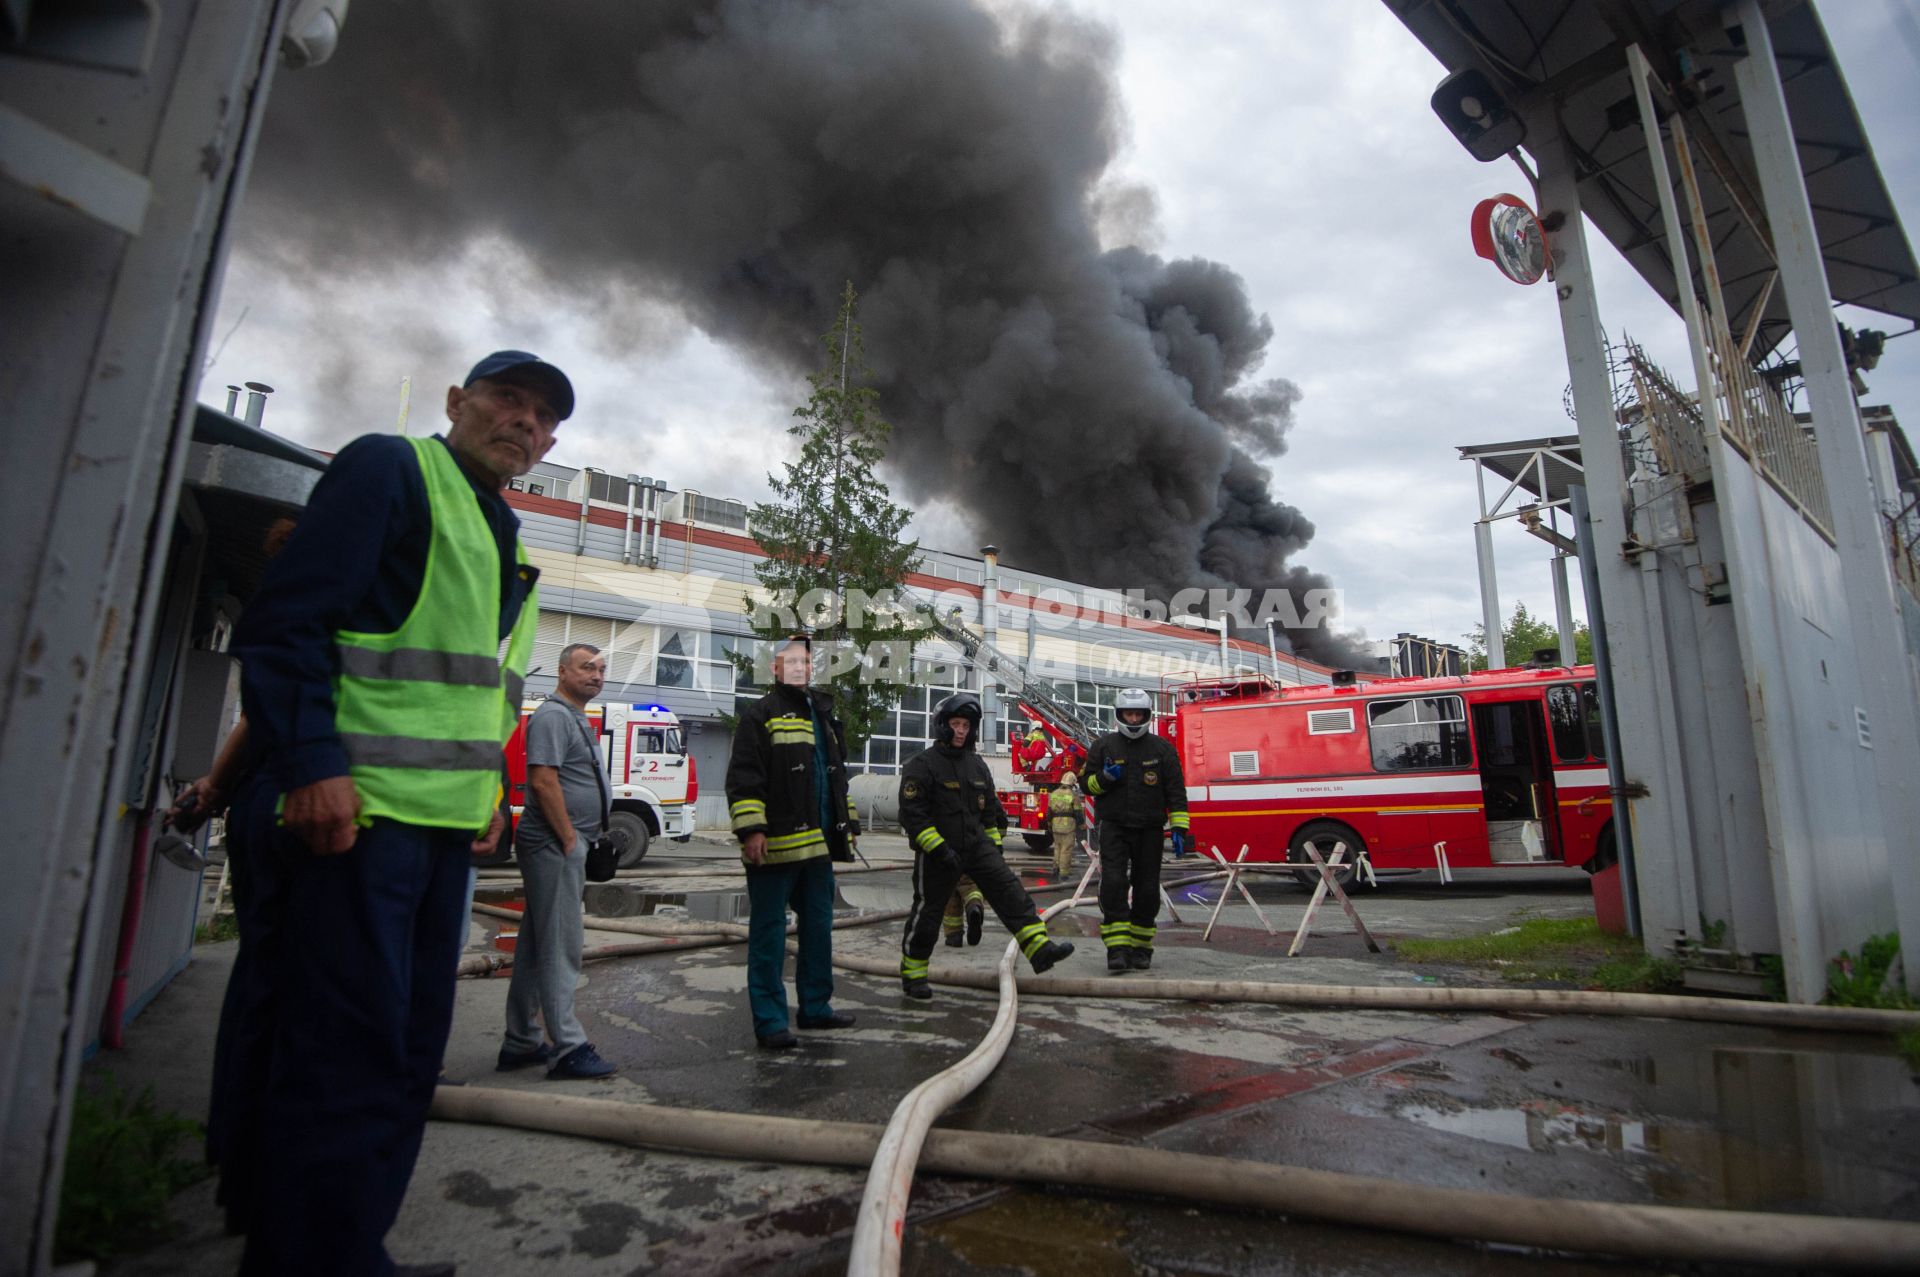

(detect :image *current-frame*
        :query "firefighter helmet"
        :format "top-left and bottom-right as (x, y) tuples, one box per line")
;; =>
(1114, 687), (1153, 739)
(933, 691), (983, 747)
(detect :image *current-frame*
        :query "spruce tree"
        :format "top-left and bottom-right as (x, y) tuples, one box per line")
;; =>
(735, 282), (929, 752)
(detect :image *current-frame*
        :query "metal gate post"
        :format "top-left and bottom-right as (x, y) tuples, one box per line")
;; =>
(1732, 0), (1920, 992)
(1473, 461), (1506, 669)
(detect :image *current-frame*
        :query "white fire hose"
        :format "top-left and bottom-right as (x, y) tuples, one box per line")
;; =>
(846, 895), (1086, 1275)
(448, 886), (1920, 1271)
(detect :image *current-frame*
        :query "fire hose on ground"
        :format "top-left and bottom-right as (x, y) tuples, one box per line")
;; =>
(449, 894), (1920, 1269)
(427, 1084), (1920, 1272)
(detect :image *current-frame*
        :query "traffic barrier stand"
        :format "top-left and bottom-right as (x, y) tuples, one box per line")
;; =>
(1201, 844), (1276, 942)
(1064, 839), (1191, 925)
(1288, 840), (1382, 957)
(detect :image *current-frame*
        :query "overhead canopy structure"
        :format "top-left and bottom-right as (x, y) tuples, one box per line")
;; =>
(1386, 0), (1920, 362)
(1458, 435), (1585, 508)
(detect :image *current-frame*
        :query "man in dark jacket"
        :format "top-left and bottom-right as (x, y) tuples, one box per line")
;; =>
(897, 692), (1075, 998)
(725, 635), (860, 1048)
(1083, 687), (1189, 971)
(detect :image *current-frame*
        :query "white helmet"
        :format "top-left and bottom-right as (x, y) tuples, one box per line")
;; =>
(1114, 687), (1153, 739)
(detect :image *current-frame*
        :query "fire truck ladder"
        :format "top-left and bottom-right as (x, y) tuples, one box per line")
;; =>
(905, 588), (1103, 750)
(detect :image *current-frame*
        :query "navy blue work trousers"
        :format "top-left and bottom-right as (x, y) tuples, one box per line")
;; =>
(211, 776), (472, 1277)
(743, 854), (836, 1038)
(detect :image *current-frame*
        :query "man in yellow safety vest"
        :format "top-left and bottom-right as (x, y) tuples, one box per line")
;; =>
(213, 350), (568, 1277)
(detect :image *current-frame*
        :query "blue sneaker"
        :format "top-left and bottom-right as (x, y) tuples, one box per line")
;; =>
(546, 1043), (616, 1079)
(495, 1042), (553, 1072)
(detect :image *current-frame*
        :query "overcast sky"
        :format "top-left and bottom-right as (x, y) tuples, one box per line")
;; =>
(201, 0), (1920, 655)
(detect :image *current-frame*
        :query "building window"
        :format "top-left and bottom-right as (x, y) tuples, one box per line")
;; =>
(588, 471), (631, 506)
(1367, 695), (1470, 771)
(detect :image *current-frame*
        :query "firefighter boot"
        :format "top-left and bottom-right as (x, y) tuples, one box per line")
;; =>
(1128, 947), (1153, 970)
(902, 956), (933, 1000)
(1106, 948), (1131, 974)
(965, 900), (985, 946)
(944, 930), (964, 947)
(1030, 939), (1075, 974)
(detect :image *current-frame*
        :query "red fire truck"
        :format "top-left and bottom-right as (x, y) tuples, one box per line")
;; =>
(1171, 665), (1614, 882)
(486, 700), (698, 868)
(1000, 710), (1091, 850)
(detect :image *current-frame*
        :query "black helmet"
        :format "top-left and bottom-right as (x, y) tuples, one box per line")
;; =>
(932, 691), (983, 748)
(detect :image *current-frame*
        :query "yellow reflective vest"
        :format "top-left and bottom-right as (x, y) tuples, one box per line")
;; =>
(332, 437), (537, 830)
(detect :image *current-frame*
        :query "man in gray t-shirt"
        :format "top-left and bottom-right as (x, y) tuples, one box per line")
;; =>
(498, 642), (616, 1079)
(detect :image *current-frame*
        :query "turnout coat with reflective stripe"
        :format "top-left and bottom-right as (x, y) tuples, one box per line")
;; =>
(1082, 730), (1189, 831)
(332, 436), (537, 830)
(725, 683), (859, 864)
(898, 740), (1008, 857)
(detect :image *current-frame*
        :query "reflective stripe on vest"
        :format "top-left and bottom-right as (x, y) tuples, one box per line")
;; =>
(332, 436), (537, 830)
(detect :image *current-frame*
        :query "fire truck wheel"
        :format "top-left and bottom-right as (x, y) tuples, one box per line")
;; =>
(1286, 821), (1363, 889)
(608, 809), (651, 868)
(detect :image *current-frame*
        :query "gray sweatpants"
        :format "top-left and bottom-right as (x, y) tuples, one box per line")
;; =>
(502, 833), (589, 1057)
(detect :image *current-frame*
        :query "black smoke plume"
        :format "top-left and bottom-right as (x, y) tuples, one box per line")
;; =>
(240, 0), (1371, 667)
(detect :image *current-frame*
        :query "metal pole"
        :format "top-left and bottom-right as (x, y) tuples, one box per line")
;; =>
(1626, 46), (1723, 441)
(1571, 484), (1641, 938)
(1733, 0), (1920, 990)
(1217, 616), (1229, 675)
(1551, 545), (1576, 664)
(1266, 619), (1280, 681)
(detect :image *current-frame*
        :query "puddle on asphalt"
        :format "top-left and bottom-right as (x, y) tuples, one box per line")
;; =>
(1396, 1045), (1917, 1214)
(916, 1192), (1138, 1277)
(581, 884), (752, 921)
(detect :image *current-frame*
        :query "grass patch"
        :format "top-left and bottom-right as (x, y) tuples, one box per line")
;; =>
(55, 1080), (207, 1263)
(1824, 933), (1915, 1010)
(1394, 915), (1679, 991)
(194, 912), (239, 945)
(1897, 1028), (1920, 1074)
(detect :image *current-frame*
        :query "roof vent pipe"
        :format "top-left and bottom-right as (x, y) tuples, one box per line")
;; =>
(576, 467), (599, 555)
(224, 385), (242, 415)
(242, 381), (273, 427)
(621, 473), (641, 564)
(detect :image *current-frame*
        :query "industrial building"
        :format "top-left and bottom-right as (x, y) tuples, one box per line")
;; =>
(496, 457), (1339, 827)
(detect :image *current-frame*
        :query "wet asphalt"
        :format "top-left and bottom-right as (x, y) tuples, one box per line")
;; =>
(94, 832), (1918, 1276)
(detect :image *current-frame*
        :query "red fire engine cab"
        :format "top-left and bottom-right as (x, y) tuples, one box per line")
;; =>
(1173, 665), (1614, 881)
(486, 700), (698, 868)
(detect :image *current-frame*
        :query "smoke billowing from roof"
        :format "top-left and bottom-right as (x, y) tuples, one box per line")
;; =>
(242, 0), (1370, 667)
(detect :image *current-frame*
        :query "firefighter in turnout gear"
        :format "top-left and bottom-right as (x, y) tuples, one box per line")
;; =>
(725, 636), (861, 1048)
(942, 878), (986, 947)
(1048, 771), (1083, 877)
(1083, 687), (1189, 971)
(898, 692), (1075, 997)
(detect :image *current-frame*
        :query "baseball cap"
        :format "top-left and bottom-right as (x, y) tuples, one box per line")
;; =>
(463, 350), (575, 421)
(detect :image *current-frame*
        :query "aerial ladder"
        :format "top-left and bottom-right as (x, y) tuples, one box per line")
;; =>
(905, 588), (1103, 847)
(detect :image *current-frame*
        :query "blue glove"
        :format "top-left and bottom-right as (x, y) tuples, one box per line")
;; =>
(1169, 830), (1190, 859)
(1101, 760), (1124, 783)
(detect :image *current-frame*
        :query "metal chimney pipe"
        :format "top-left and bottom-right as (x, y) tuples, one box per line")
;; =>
(621, 473), (641, 564)
(576, 467), (599, 555)
(242, 381), (273, 427)
(979, 545), (1000, 747)
(645, 476), (660, 564)
(224, 385), (242, 415)
(649, 481), (666, 567)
